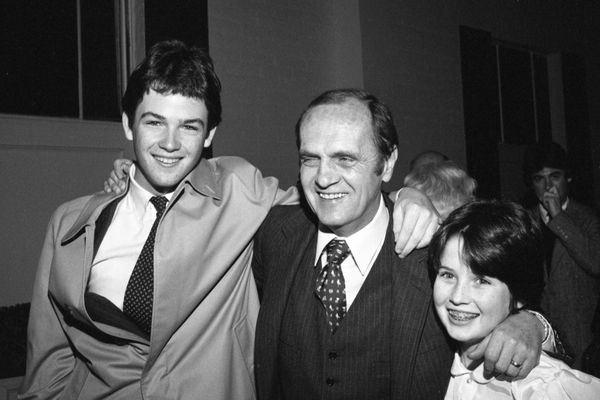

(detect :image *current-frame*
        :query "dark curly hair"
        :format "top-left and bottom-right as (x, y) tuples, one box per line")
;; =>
(122, 40), (222, 131)
(522, 141), (571, 186)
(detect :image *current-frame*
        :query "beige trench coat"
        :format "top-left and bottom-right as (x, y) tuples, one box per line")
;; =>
(19, 157), (297, 400)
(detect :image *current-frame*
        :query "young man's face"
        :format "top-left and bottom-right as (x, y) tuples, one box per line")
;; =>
(298, 100), (397, 237)
(122, 89), (216, 194)
(530, 167), (569, 206)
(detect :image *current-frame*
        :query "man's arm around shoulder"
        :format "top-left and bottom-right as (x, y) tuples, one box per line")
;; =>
(210, 156), (300, 208)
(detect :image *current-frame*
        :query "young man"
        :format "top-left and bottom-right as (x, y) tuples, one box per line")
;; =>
(523, 141), (600, 368)
(20, 41), (436, 399)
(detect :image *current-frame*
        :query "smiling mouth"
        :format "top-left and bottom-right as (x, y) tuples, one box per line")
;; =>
(318, 192), (347, 200)
(447, 309), (479, 322)
(154, 156), (181, 166)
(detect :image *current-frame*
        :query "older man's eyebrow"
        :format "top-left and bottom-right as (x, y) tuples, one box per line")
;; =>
(299, 149), (317, 158)
(330, 150), (358, 159)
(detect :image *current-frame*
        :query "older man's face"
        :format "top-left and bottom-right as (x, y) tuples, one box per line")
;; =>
(298, 100), (396, 237)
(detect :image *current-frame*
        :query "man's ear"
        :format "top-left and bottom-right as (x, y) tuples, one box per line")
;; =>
(203, 127), (217, 148)
(381, 146), (398, 183)
(122, 113), (133, 141)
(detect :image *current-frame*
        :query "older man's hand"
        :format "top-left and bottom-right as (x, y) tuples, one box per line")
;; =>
(103, 159), (132, 195)
(391, 187), (440, 257)
(464, 310), (544, 380)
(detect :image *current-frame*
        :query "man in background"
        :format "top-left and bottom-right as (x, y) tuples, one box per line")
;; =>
(408, 149), (449, 172)
(523, 141), (600, 369)
(403, 160), (476, 220)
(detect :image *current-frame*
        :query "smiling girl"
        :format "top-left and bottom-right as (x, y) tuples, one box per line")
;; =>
(429, 200), (600, 399)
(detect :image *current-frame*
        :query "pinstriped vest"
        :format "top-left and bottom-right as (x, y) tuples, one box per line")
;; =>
(277, 236), (393, 400)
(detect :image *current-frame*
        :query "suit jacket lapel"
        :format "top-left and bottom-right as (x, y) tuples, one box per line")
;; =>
(264, 209), (317, 330)
(383, 202), (434, 398)
(256, 207), (317, 399)
(552, 201), (578, 265)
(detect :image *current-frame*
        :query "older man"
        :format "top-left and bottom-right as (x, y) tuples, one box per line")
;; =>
(252, 89), (547, 400)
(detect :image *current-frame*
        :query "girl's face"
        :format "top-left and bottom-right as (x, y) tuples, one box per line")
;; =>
(433, 235), (521, 349)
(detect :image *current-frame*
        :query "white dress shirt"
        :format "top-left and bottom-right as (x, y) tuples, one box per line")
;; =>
(314, 196), (388, 308)
(87, 165), (172, 310)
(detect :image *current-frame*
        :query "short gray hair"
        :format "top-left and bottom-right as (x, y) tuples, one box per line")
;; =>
(404, 161), (477, 219)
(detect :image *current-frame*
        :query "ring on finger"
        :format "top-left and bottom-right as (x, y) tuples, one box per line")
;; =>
(510, 360), (523, 368)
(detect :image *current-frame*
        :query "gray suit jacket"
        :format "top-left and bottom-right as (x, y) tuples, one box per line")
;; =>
(538, 199), (600, 367)
(252, 201), (453, 400)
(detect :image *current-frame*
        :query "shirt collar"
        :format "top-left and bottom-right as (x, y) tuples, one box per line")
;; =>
(538, 197), (569, 223)
(128, 164), (173, 216)
(129, 157), (223, 203)
(449, 352), (493, 384)
(314, 196), (388, 275)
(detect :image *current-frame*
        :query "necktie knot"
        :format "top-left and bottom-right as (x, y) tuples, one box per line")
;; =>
(325, 239), (350, 266)
(150, 196), (168, 216)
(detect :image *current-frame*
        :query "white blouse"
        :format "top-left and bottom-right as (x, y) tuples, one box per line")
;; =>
(444, 352), (600, 400)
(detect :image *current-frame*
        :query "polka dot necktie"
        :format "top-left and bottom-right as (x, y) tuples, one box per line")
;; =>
(123, 195), (168, 336)
(315, 238), (351, 334)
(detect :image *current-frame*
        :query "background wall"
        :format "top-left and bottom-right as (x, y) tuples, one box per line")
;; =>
(209, 0), (364, 186)
(0, 117), (125, 306)
(1, 0), (598, 306)
(361, 0), (599, 190)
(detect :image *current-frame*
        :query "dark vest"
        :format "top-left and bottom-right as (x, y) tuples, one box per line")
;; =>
(278, 236), (393, 400)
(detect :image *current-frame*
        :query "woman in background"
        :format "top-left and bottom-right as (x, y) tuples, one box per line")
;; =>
(429, 200), (600, 399)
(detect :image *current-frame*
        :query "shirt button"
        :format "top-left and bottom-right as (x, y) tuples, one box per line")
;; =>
(328, 352), (338, 360)
(326, 378), (335, 386)
(467, 378), (472, 384)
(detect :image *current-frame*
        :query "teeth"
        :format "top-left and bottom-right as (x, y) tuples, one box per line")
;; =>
(319, 193), (346, 199)
(155, 156), (179, 165)
(448, 309), (479, 321)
